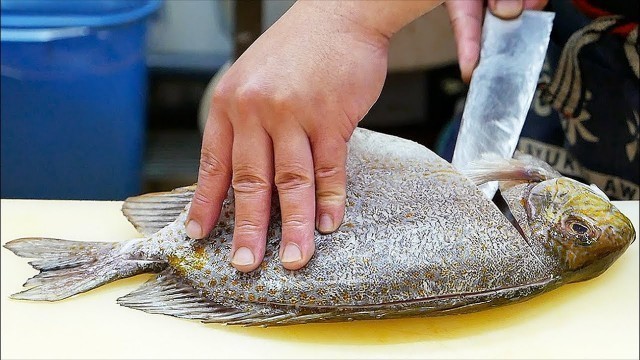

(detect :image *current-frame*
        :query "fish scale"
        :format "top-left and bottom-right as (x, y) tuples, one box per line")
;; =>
(142, 129), (558, 309)
(4, 127), (635, 326)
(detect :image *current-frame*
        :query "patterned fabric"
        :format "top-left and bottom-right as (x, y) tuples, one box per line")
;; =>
(437, 0), (639, 200)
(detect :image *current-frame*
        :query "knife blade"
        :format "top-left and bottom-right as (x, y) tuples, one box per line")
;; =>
(451, 10), (555, 199)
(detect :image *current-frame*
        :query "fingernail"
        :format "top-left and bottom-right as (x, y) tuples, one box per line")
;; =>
(186, 220), (202, 239)
(281, 243), (302, 263)
(493, 0), (523, 19)
(231, 247), (255, 266)
(318, 213), (334, 233)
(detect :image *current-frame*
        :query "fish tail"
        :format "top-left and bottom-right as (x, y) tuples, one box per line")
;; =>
(4, 237), (163, 301)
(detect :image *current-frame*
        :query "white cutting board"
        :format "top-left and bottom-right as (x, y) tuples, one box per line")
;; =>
(1, 199), (638, 359)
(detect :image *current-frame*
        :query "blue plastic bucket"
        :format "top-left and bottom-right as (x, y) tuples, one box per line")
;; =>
(1, 0), (162, 200)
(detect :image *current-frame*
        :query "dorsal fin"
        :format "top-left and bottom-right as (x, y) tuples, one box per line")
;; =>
(122, 185), (196, 236)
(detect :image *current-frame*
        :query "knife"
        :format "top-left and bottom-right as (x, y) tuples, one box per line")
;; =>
(451, 10), (555, 199)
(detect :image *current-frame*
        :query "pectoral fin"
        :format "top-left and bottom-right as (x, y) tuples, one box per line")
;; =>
(463, 152), (561, 187)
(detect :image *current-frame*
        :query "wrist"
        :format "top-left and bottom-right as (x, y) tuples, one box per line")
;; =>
(299, 0), (443, 39)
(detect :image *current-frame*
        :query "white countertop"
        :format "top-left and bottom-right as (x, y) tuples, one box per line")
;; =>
(1, 199), (638, 359)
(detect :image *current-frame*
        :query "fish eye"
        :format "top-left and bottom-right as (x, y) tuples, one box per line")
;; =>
(564, 217), (599, 246)
(571, 222), (589, 235)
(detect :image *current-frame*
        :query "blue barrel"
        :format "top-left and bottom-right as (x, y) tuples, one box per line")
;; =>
(1, 0), (162, 200)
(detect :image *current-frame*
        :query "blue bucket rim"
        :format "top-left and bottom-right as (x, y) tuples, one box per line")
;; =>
(1, 0), (162, 29)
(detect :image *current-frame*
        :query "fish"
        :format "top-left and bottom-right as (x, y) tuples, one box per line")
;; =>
(3, 128), (636, 326)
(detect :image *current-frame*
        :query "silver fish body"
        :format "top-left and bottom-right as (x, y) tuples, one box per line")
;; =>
(4, 128), (635, 326)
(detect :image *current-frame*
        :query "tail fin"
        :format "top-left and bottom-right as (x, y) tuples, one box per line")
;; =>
(4, 238), (164, 301)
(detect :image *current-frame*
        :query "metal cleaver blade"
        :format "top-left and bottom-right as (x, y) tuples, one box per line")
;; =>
(451, 10), (555, 199)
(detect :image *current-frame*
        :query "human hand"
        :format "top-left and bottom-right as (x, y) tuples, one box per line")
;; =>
(446, 0), (549, 83)
(186, 2), (391, 272)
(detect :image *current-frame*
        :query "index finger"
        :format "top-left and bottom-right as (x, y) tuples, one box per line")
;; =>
(446, 0), (484, 83)
(186, 113), (233, 239)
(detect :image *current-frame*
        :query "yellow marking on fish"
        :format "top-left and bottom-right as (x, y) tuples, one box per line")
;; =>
(167, 255), (187, 276)
(167, 246), (208, 275)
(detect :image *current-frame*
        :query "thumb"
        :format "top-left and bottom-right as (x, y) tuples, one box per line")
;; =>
(488, 0), (524, 19)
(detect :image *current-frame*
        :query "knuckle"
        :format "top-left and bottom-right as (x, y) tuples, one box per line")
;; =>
(232, 169), (271, 194)
(234, 218), (263, 235)
(191, 189), (216, 207)
(269, 91), (296, 110)
(275, 166), (313, 191)
(199, 149), (229, 180)
(448, 13), (479, 32)
(235, 84), (268, 108)
(314, 164), (344, 180)
(316, 187), (346, 205)
(281, 214), (311, 229)
(448, 14), (460, 27)
(235, 84), (297, 113)
(281, 215), (308, 227)
(211, 84), (230, 106)
(313, 163), (346, 206)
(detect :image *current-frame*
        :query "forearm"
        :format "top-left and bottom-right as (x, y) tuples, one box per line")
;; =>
(293, 0), (445, 40)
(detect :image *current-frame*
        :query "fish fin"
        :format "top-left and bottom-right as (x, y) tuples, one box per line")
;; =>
(463, 152), (561, 186)
(118, 271), (298, 325)
(4, 238), (163, 301)
(117, 271), (242, 320)
(122, 185), (196, 236)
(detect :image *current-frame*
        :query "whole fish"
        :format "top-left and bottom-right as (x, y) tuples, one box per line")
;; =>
(4, 128), (636, 326)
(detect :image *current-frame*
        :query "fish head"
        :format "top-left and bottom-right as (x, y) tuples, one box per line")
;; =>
(501, 177), (636, 282)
